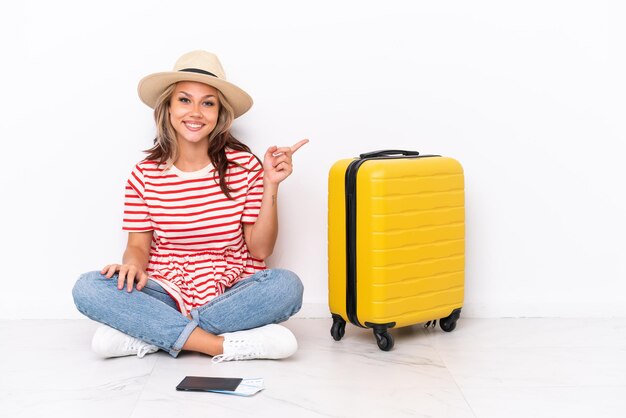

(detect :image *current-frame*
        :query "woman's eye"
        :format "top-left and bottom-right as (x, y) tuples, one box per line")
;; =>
(178, 97), (190, 103)
(203, 101), (215, 107)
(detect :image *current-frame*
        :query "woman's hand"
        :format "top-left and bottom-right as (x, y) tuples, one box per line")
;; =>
(263, 139), (309, 185)
(101, 263), (149, 292)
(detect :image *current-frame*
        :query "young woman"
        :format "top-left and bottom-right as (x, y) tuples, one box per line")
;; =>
(72, 50), (308, 362)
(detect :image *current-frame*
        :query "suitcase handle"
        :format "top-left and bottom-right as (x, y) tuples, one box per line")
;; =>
(359, 150), (420, 159)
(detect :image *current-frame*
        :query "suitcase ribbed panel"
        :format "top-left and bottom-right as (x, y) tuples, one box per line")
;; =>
(355, 157), (465, 327)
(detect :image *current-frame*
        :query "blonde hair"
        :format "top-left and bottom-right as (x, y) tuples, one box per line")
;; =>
(144, 82), (259, 199)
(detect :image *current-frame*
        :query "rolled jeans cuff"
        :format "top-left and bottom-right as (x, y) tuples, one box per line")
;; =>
(169, 309), (199, 357)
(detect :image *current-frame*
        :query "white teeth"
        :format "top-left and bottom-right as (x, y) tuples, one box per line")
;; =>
(185, 123), (203, 129)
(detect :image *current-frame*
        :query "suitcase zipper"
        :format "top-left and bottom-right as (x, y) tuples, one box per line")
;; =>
(345, 158), (368, 327)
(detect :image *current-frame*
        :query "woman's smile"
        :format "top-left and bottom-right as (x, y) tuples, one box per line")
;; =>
(183, 121), (206, 131)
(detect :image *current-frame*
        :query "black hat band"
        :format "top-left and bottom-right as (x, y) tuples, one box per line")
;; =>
(179, 68), (218, 78)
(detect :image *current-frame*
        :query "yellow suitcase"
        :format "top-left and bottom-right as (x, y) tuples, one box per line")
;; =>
(328, 150), (465, 350)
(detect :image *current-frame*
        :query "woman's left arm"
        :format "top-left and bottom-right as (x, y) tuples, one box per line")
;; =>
(243, 139), (309, 259)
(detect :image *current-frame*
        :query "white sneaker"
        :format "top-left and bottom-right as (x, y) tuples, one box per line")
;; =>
(212, 324), (298, 363)
(91, 325), (159, 358)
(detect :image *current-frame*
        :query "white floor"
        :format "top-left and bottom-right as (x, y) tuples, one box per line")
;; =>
(1, 318), (625, 418)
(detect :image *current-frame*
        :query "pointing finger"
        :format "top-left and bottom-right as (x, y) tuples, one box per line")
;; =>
(271, 146), (292, 157)
(290, 139), (309, 154)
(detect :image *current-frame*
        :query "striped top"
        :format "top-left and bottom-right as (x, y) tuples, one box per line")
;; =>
(122, 149), (266, 315)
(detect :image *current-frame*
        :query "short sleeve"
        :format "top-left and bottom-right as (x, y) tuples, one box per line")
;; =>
(122, 164), (153, 232)
(241, 155), (264, 224)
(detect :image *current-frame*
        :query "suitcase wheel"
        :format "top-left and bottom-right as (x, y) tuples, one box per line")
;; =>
(373, 329), (394, 351)
(330, 315), (346, 341)
(440, 308), (462, 332)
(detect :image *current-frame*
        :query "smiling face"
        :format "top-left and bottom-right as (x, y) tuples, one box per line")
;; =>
(168, 81), (220, 146)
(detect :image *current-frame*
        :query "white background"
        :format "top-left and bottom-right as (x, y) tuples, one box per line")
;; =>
(1, 0), (623, 319)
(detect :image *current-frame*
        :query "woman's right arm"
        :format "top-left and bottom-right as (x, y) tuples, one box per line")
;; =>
(101, 231), (153, 292)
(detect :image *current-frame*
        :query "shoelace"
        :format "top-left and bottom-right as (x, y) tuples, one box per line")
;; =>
(124, 339), (155, 358)
(136, 345), (153, 358)
(212, 340), (261, 364)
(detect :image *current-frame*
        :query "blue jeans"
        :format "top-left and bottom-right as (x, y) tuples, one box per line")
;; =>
(72, 269), (304, 357)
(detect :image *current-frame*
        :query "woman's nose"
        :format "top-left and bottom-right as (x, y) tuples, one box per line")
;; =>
(190, 103), (203, 118)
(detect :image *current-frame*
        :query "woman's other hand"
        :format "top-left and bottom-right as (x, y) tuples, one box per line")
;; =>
(101, 263), (149, 292)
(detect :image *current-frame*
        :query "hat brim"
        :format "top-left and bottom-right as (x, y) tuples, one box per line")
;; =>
(137, 72), (253, 118)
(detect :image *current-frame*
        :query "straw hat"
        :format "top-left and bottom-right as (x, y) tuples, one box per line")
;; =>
(137, 50), (253, 118)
